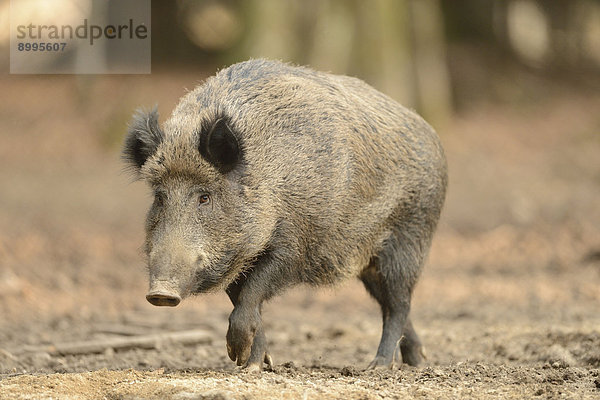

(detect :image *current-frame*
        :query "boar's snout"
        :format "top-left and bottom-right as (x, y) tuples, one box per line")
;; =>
(146, 291), (181, 307)
(146, 281), (182, 307)
(146, 243), (207, 306)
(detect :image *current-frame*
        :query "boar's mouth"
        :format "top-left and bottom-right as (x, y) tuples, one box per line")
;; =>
(193, 249), (241, 293)
(194, 269), (223, 292)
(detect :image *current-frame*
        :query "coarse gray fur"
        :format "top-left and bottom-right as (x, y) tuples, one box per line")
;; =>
(123, 59), (447, 370)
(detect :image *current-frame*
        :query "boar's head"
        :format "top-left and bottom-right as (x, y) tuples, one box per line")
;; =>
(123, 107), (270, 306)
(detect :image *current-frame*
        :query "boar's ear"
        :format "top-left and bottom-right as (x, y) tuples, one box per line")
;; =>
(122, 108), (164, 171)
(198, 118), (240, 173)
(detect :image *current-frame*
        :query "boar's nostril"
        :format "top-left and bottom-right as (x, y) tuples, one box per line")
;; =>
(146, 292), (181, 307)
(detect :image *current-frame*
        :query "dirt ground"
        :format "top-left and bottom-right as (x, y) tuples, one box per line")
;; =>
(0, 71), (599, 399)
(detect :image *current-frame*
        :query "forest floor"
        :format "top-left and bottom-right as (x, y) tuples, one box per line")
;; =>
(0, 72), (599, 399)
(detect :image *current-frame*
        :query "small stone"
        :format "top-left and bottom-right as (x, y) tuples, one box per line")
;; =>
(340, 366), (358, 377)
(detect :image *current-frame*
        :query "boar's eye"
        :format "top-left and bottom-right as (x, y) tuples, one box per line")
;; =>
(154, 192), (166, 207)
(198, 194), (211, 206)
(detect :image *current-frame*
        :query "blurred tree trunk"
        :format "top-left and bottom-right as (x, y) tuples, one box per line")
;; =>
(542, 1), (589, 71)
(241, 0), (453, 123)
(151, 0), (209, 66)
(306, 0), (355, 74)
(351, 0), (452, 123)
(408, 0), (453, 124)
(350, 0), (415, 106)
(243, 0), (298, 61)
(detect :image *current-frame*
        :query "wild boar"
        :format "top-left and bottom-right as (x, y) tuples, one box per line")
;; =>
(123, 59), (447, 371)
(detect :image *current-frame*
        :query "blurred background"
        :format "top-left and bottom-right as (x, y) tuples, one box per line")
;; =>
(0, 0), (599, 373)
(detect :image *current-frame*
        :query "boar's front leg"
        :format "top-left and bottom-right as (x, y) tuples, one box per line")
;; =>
(224, 229), (302, 370)
(225, 275), (273, 371)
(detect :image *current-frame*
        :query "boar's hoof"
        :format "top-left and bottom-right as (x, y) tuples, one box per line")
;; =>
(227, 309), (261, 366)
(367, 356), (399, 370)
(146, 291), (181, 307)
(233, 352), (272, 373)
(226, 330), (253, 366)
(264, 352), (273, 367)
(242, 363), (262, 374)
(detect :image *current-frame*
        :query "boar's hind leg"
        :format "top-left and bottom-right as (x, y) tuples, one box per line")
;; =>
(226, 276), (273, 370)
(360, 229), (425, 369)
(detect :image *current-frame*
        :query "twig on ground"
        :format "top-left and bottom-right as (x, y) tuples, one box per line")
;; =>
(15, 329), (213, 356)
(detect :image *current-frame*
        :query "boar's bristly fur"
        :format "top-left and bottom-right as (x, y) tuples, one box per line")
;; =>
(123, 59), (447, 371)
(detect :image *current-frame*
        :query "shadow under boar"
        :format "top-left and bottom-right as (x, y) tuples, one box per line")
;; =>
(123, 59), (447, 371)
